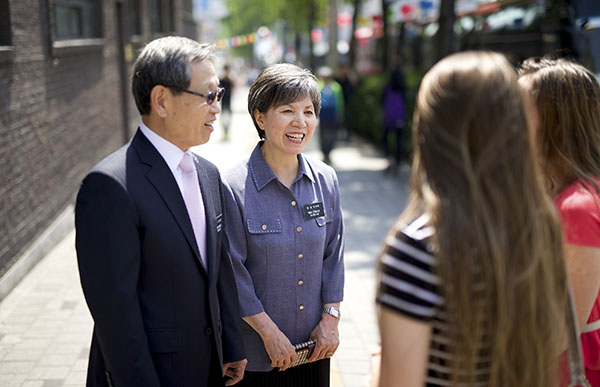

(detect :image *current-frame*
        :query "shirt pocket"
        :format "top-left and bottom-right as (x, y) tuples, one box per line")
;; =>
(246, 217), (282, 234)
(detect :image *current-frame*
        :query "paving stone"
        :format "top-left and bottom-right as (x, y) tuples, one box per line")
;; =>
(77, 348), (89, 360)
(45, 345), (82, 356)
(41, 380), (64, 387)
(37, 353), (78, 367)
(20, 382), (44, 387)
(62, 370), (86, 385)
(27, 366), (69, 380)
(0, 361), (35, 374)
(0, 374), (27, 387)
(3, 349), (44, 362)
(70, 359), (87, 372)
(0, 335), (23, 345)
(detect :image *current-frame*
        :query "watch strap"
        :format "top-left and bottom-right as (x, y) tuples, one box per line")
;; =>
(322, 306), (340, 319)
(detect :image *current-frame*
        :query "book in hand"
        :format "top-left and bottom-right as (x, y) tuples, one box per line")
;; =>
(282, 340), (316, 370)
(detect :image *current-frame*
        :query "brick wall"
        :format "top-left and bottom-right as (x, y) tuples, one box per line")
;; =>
(0, 0), (134, 278)
(1, 0), (196, 279)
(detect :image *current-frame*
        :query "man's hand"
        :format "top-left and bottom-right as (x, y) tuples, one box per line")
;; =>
(308, 313), (339, 362)
(223, 358), (247, 386)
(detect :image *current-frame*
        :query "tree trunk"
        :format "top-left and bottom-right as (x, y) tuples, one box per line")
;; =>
(308, 0), (317, 70)
(380, 0), (389, 71)
(295, 31), (303, 66)
(328, 0), (339, 70)
(396, 22), (406, 67)
(349, 0), (361, 67)
(436, 0), (455, 61)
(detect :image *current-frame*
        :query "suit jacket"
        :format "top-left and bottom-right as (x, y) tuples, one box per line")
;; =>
(75, 129), (245, 387)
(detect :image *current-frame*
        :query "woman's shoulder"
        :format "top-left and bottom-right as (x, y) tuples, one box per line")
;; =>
(384, 214), (436, 267)
(222, 158), (251, 190)
(555, 179), (600, 216)
(301, 153), (338, 182)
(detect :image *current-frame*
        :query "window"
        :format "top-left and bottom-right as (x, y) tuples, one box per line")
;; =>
(128, 0), (141, 37)
(53, 0), (102, 40)
(0, 0), (11, 46)
(149, 0), (175, 34)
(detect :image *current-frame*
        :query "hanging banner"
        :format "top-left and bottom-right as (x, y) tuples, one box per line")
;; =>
(216, 33), (257, 49)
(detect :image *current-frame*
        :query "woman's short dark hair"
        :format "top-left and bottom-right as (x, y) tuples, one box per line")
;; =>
(248, 63), (321, 139)
(132, 36), (214, 115)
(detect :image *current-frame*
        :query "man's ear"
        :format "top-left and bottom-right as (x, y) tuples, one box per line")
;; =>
(254, 110), (265, 130)
(150, 85), (170, 118)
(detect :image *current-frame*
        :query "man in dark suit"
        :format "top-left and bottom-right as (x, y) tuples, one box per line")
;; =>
(75, 36), (246, 387)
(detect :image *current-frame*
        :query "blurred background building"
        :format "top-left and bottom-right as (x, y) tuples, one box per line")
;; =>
(1, 0), (599, 297)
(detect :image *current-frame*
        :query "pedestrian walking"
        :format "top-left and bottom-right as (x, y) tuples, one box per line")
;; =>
(317, 66), (344, 164)
(382, 67), (407, 175)
(376, 51), (568, 387)
(220, 63), (234, 141)
(222, 63), (345, 387)
(334, 64), (356, 141)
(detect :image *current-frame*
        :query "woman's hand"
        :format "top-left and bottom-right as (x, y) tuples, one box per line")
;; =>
(308, 313), (340, 362)
(262, 326), (298, 371)
(243, 312), (298, 371)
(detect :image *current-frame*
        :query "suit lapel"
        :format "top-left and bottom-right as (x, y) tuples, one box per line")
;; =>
(195, 158), (217, 284)
(132, 130), (208, 276)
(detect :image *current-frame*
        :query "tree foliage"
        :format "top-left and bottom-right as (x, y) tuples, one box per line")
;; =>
(223, 0), (326, 37)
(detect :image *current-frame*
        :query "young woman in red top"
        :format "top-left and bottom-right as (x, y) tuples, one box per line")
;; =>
(519, 57), (600, 385)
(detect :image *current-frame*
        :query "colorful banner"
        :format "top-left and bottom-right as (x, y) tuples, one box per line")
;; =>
(216, 33), (256, 49)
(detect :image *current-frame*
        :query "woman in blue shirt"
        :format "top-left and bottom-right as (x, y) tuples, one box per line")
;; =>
(223, 63), (345, 387)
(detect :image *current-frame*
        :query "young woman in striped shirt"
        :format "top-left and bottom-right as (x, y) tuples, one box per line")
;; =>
(376, 51), (569, 387)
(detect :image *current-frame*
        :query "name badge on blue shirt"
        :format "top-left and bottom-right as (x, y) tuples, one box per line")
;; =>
(302, 202), (325, 221)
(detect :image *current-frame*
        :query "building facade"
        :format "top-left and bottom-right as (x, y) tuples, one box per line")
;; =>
(0, 0), (196, 284)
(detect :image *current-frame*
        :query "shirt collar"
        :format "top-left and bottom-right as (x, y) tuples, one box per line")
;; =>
(249, 141), (315, 191)
(297, 153), (315, 184)
(139, 121), (186, 174)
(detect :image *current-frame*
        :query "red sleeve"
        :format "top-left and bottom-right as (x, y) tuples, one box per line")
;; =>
(556, 187), (600, 248)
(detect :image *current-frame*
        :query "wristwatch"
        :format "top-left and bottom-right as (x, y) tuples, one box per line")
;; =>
(322, 306), (341, 319)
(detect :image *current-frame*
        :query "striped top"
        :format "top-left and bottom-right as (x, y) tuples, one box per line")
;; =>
(376, 214), (490, 386)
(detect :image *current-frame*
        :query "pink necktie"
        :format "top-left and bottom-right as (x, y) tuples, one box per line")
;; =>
(178, 152), (207, 269)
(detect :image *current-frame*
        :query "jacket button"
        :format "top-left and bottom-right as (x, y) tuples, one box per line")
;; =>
(261, 224), (267, 230)
(297, 253), (303, 259)
(291, 200), (297, 206)
(205, 327), (213, 336)
(298, 304), (304, 310)
(296, 226), (302, 232)
(298, 280), (304, 285)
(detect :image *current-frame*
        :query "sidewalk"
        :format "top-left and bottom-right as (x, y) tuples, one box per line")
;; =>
(0, 88), (410, 387)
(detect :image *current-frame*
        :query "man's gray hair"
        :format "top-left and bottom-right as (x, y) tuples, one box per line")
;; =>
(248, 63), (321, 139)
(132, 36), (215, 115)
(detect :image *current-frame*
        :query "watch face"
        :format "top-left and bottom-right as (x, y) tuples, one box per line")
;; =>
(324, 307), (340, 318)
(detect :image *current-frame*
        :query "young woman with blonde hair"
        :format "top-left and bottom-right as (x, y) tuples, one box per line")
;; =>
(376, 51), (569, 386)
(519, 57), (600, 386)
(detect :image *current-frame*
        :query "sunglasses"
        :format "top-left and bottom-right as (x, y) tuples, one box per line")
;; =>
(164, 86), (225, 105)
